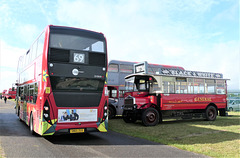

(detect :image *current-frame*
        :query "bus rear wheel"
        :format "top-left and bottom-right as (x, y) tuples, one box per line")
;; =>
(142, 107), (159, 126)
(18, 107), (22, 122)
(205, 106), (217, 121)
(29, 114), (36, 135)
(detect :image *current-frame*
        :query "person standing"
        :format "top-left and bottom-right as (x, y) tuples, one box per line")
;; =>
(4, 97), (7, 103)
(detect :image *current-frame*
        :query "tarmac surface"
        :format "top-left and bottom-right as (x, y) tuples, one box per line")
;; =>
(0, 99), (209, 157)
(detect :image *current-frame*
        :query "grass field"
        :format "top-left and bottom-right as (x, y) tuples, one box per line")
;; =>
(109, 112), (240, 158)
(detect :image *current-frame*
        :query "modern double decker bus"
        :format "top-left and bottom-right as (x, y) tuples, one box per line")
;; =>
(16, 25), (108, 136)
(107, 60), (184, 118)
(123, 63), (228, 126)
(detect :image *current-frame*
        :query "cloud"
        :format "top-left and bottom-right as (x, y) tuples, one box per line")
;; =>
(0, 71), (17, 91)
(1, 0), (237, 91)
(15, 24), (40, 45)
(213, 0), (239, 22)
(0, 40), (26, 91)
(172, 41), (240, 90)
(54, 0), (239, 91)
(0, 40), (26, 70)
(0, 1), (12, 29)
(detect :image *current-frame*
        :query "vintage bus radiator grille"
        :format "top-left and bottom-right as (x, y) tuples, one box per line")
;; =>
(125, 97), (134, 105)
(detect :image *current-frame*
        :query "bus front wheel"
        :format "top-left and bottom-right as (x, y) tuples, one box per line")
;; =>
(142, 107), (159, 126)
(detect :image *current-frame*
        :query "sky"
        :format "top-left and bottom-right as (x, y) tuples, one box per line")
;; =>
(0, 0), (239, 92)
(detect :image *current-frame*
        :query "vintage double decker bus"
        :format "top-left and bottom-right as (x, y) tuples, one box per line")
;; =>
(16, 25), (108, 135)
(1, 89), (7, 99)
(4, 87), (16, 99)
(107, 60), (184, 118)
(123, 63), (228, 126)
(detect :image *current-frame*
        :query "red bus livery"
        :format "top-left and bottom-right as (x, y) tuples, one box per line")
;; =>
(2, 88), (16, 99)
(16, 25), (108, 135)
(1, 90), (7, 99)
(123, 63), (228, 126)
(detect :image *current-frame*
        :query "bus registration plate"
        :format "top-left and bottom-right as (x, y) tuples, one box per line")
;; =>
(70, 128), (84, 133)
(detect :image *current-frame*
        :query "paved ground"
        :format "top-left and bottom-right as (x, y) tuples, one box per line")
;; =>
(0, 99), (208, 157)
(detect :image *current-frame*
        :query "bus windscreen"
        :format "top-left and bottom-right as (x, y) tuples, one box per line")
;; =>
(50, 34), (105, 53)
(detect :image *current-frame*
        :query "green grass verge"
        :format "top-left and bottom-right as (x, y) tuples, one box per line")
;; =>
(109, 112), (240, 158)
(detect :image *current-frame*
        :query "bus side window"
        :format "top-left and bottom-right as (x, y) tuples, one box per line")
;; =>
(216, 80), (225, 94)
(24, 85), (28, 101)
(205, 79), (215, 94)
(33, 83), (38, 103)
(17, 87), (20, 98)
(111, 89), (117, 98)
(120, 64), (133, 73)
(36, 32), (44, 57)
(119, 90), (125, 98)
(20, 87), (23, 100)
(162, 77), (175, 94)
(29, 84), (34, 103)
(108, 64), (118, 72)
(194, 79), (204, 94)
(163, 81), (175, 93)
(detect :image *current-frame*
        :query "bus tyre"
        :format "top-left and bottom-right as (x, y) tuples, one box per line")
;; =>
(18, 107), (22, 122)
(142, 107), (159, 126)
(30, 114), (35, 135)
(205, 106), (217, 121)
(108, 106), (115, 119)
(123, 111), (137, 123)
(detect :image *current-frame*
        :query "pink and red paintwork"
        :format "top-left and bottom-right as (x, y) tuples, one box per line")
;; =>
(17, 25), (109, 135)
(125, 91), (227, 111)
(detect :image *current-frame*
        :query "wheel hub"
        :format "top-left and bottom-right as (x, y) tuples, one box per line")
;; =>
(146, 112), (156, 122)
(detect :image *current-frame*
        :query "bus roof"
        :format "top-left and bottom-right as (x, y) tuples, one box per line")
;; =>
(125, 73), (229, 81)
(109, 60), (184, 70)
(49, 25), (106, 40)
